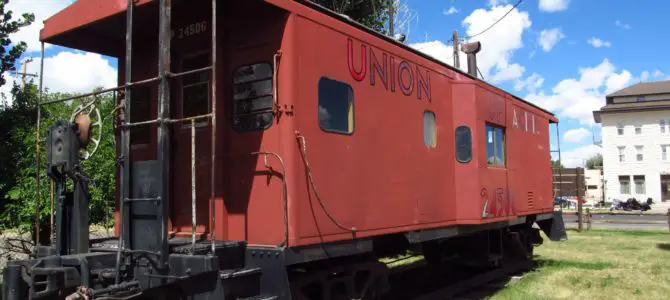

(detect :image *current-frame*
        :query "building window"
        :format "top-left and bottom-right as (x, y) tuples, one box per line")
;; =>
(423, 111), (437, 148)
(661, 120), (666, 134)
(318, 77), (354, 134)
(182, 52), (210, 119)
(455, 125), (472, 163)
(635, 145), (644, 161)
(232, 62), (274, 131)
(634, 175), (646, 194)
(587, 185), (598, 190)
(619, 175), (630, 194)
(486, 124), (506, 167)
(618, 146), (626, 162)
(634, 125), (642, 135)
(662, 145), (669, 161)
(617, 123), (624, 135)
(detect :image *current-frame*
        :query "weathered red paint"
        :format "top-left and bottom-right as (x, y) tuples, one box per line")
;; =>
(41, 0), (558, 248)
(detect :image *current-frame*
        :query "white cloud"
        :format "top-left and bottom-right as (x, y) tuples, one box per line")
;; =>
(653, 70), (665, 78)
(461, 3), (531, 83)
(443, 6), (459, 15)
(410, 40), (462, 69)
(539, 0), (570, 12)
(538, 28), (566, 52)
(560, 145), (602, 168)
(488, 0), (510, 6)
(24, 51), (117, 94)
(563, 128), (591, 143)
(615, 20), (631, 30)
(514, 72), (544, 93)
(587, 37), (611, 48)
(7, 0), (75, 53)
(525, 59), (634, 125)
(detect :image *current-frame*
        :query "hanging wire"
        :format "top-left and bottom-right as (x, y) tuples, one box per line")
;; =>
(464, 0), (524, 40)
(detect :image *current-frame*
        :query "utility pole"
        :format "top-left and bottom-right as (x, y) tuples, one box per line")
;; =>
(388, 0), (395, 37)
(577, 167), (584, 232)
(13, 58), (38, 87)
(452, 31), (460, 69)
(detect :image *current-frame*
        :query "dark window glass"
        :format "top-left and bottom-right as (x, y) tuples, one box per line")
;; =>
(455, 126), (472, 163)
(424, 111), (437, 148)
(486, 123), (506, 167)
(232, 62), (274, 132)
(182, 53), (210, 118)
(318, 77), (354, 134)
(131, 86), (151, 145)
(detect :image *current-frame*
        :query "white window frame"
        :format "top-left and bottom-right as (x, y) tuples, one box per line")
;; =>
(634, 124), (642, 135)
(617, 123), (624, 136)
(661, 120), (666, 134)
(635, 145), (644, 162)
(662, 144), (669, 161)
(618, 146), (626, 162)
(619, 175), (630, 194)
(634, 175), (646, 194)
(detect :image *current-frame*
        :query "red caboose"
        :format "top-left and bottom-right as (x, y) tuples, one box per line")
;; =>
(2, 1), (566, 299)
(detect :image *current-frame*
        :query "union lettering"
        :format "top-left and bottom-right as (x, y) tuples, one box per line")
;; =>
(347, 38), (431, 101)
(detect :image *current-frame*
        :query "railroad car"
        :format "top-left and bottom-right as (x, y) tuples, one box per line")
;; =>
(2, 0), (567, 299)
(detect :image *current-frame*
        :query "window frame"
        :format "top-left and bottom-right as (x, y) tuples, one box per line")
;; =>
(634, 175), (646, 194)
(455, 125), (472, 163)
(661, 120), (666, 134)
(129, 85), (152, 148)
(617, 123), (624, 135)
(634, 124), (642, 135)
(485, 123), (506, 168)
(231, 61), (275, 132)
(423, 110), (437, 148)
(317, 76), (355, 135)
(618, 146), (626, 163)
(619, 175), (631, 194)
(662, 144), (669, 161)
(178, 50), (212, 130)
(635, 145), (644, 162)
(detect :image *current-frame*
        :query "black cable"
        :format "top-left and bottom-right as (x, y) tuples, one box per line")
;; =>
(464, 0), (524, 40)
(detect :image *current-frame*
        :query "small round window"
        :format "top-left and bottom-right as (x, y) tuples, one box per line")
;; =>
(455, 126), (472, 163)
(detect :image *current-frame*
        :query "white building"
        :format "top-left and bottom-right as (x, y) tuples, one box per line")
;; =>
(584, 169), (603, 205)
(593, 80), (670, 204)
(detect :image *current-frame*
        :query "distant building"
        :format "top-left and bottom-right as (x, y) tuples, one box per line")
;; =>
(593, 80), (670, 203)
(584, 169), (603, 205)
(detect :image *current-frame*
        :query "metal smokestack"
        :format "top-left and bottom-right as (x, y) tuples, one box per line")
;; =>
(461, 41), (482, 78)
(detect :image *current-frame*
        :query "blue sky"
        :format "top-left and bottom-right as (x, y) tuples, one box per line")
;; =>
(6, 0), (669, 167)
(402, 0), (670, 166)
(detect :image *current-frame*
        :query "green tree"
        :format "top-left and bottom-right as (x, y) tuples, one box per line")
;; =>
(1, 83), (117, 245)
(0, 2), (35, 86)
(586, 154), (603, 169)
(313, 0), (390, 33)
(552, 159), (564, 169)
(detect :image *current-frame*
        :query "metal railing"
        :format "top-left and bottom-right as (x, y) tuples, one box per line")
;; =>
(33, 0), (219, 284)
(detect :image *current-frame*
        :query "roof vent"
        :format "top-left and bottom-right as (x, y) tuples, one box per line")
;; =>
(461, 41), (482, 78)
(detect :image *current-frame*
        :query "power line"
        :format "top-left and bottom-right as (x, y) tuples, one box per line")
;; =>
(464, 0), (524, 40)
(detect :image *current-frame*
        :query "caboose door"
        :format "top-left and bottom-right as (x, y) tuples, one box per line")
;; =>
(170, 50), (213, 237)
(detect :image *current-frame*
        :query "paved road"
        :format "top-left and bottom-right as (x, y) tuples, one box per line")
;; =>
(562, 212), (668, 230)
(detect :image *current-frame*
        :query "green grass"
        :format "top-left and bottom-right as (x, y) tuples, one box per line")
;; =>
(489, 229), (670, 300)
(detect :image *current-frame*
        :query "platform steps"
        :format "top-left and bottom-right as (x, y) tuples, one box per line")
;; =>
(220, 267), (277, 300)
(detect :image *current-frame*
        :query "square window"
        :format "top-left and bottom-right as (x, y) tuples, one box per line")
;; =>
(635, 125), (642, 135)
(318, 77), (354, 134)
(635, 145), (643, 161)
(181, 53), (210, 119)
(617, 124), (624, 135)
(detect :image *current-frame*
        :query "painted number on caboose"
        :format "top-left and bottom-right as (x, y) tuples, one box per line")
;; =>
(172, 21), (208, 40)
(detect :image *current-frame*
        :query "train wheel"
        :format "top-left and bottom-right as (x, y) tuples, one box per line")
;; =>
(289, 260), (389, 300)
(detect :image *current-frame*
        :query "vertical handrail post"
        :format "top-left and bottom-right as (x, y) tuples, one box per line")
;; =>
(191, 119), (197, 254)
(116, 0), (134, 285)
(35, 42), (45, 247)
(157, 0), (172, 268)
(210, 0), (218, 254)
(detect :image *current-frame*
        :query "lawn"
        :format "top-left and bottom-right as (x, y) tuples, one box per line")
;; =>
(490, 229), (670, 300)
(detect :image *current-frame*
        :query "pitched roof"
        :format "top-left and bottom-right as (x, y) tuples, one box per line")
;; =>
(593, 100), (670, 123)
(607, 80), (670, 98)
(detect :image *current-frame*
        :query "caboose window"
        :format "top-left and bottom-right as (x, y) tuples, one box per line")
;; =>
(318, 77), (354, 134)
(232, 62), (274, 132)
(182, 52), (211, 121)
(455, 126), (471, 162)
(486, 124), (506, 167)
(424, 111), (437, 148)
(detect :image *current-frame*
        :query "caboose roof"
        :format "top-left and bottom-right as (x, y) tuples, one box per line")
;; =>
(40, 0), (557, 122)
